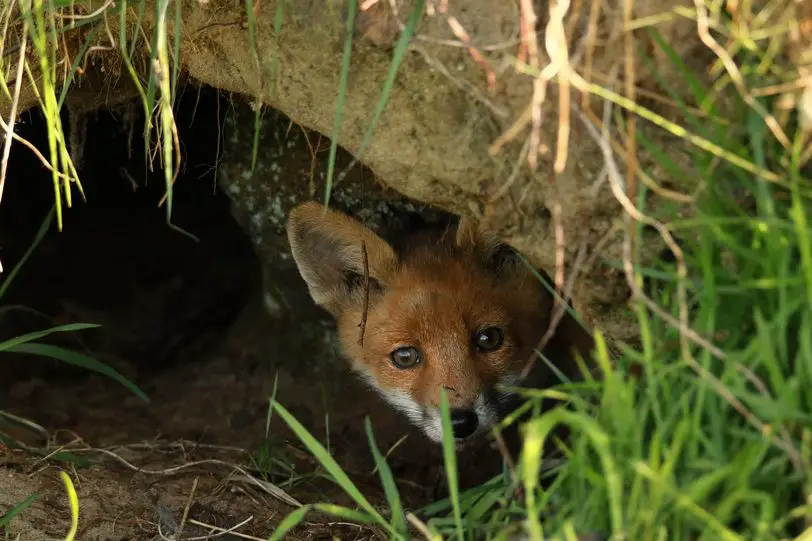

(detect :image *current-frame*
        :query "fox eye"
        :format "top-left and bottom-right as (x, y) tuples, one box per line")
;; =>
(390, 346), (422, 369)
(475, 327), (503, 352)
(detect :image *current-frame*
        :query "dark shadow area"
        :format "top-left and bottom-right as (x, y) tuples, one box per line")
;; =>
(0, 84), (594, 530)
(0, 86), (485, 516)
(0, 88), (260, 430)
(0, 86), (259, 411)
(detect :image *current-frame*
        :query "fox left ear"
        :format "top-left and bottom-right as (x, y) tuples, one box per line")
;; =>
(286, 201), (399, 316)
(455, 215), (520, 272)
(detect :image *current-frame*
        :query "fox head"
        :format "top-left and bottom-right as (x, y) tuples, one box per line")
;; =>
(286, 201), (588, 444)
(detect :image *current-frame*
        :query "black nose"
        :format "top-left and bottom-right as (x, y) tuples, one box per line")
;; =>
(449, 409), (479, 438)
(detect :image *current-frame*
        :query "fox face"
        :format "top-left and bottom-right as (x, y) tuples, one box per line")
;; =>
(286, 201), (584, 444)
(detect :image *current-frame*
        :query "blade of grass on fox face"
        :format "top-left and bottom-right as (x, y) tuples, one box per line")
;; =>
(439, 389), (465, 541)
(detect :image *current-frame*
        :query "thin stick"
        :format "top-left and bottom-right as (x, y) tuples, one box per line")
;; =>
(518, 0), (540, 70)
(406, 513), (435, 541)
(0, 20), (28, 208)
(694, 0), (790, 149)
(176, 476), (199, 540)
(358, 240), (370, 346)
(185, 516), (259, 541)
(490, 428), (517, 478)
(623, 0), (638, 250)
(520, 238), (588, 380)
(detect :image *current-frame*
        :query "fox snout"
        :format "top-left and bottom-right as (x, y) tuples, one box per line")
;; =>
(449, 409), (478, 438)
(418, 389), (504, 444)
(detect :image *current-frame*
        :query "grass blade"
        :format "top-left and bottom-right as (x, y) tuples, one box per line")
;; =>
(59, 471), (79, 541)
(57, 23), (101, 110)
(0, 494), (38, 529)
(313, 503), (378, 524)
(6, 342), (149, 402)
(323, 0), (357, 206)
(267, 505), (311, 541)
(270, 400), (392, 532)
(0, 323), (100, 351)
(364, 417), (408, 535)
(338, 0), (425, 182)
(0, 206), (54, 301)
(439, 390), (465, 541)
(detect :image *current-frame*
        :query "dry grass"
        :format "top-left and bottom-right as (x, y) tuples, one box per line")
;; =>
(2, 0), (812, 539)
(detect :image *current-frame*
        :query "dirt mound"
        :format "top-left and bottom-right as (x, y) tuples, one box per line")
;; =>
(1, 0), (715, 344)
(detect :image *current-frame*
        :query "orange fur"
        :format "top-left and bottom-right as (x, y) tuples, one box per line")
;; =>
(287, 201), (590, 444)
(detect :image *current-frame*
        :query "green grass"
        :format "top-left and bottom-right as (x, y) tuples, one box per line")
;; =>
(270, 125), (812, 537)
(0, 494), (37, 536)
(323, 0), (358, 206)
(264, 5), (812, 541)
(1, 0), (182, 233)
(0, 205), (149, 538)
(2, 1), (812, 540)
(0, 206), (149, 448)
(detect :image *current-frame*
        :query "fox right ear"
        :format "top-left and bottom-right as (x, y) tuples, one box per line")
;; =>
(456, 215), (520, 273)
(286, 201), (398, 315)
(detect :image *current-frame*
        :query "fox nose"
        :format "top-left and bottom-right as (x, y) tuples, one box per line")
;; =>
(450, 409), (479, 438)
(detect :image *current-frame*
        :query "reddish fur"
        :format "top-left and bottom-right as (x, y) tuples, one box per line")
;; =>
(286, 201), (591, 442)
(336, 240), (551, 409)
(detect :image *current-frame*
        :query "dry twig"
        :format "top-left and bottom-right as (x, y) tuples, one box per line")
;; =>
(694, 0), (791, 148)
(623, 0), (638, 248)
(426, 0), (497, 93)
(0, 19), (28, 211)
(358, 240), (370, 347)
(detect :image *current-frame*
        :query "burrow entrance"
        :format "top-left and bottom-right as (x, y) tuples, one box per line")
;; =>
(0, 84), (509, 539)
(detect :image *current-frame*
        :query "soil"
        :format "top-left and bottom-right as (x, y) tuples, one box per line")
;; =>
(0, 0), (715, 346)
(0, 87), (511, 540)
(0, 1), (732, 537)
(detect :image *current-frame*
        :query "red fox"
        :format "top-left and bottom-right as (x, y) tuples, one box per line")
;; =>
(286, 201), (593, 445)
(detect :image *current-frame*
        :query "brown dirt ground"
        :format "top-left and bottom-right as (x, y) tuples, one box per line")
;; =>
(0, 88), (510, 540)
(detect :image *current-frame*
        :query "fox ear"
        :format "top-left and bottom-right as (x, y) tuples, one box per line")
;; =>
(456, 215), (520, 272)
(286, 201), (398, 315)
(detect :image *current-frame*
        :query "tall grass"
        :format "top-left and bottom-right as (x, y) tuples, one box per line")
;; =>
(1, 0), (181, 233)
(265, 5), (812, 541)
(270, 94), (812, 536)
(2, 0), (811, 540)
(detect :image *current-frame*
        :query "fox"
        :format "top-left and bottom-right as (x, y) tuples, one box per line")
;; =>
(286, 201), (594, 446)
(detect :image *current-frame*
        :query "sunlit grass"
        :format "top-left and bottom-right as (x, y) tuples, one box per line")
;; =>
(265, 2), (812, 540)
(1, 0), (811, 539)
